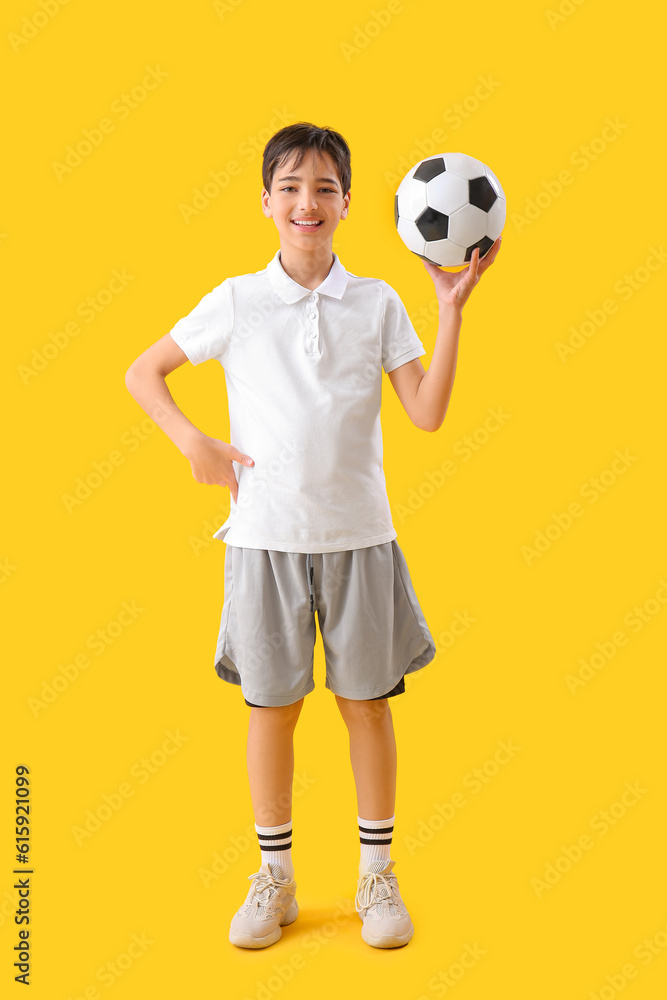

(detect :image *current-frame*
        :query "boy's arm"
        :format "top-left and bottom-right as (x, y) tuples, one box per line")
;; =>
(125, 333), (205, 455)
(388, 237), (502, 433)
(125, 333), (254, 502)
(387, 306), (460, 433)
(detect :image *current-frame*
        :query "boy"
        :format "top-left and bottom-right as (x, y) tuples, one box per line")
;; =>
(125, 122), (501, 951)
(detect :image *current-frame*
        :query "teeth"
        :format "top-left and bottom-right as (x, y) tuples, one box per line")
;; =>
(293, 220), (320, 226)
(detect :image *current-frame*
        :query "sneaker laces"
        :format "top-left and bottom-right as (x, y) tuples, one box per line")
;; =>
(355, 866), (404, 917)
(242, 865), (293, 918)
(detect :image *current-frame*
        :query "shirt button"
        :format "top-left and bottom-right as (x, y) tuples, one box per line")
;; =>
(308, 294), (316, 301)
(309, 312), (316, 319)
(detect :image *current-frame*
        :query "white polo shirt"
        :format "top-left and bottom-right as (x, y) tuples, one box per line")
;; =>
(168, 249), (426, 552)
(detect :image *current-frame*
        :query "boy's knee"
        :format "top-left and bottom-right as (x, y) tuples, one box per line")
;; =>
(336, 694), (390, 725)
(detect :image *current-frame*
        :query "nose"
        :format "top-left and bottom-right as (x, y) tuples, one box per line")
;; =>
(298, 187), (319, 211)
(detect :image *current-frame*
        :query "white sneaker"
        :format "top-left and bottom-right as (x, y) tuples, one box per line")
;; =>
(355, 859), (414, 948)
(229, 861), (299, 949)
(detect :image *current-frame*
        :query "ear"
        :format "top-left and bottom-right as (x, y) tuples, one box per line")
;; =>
(340, 189), (351, 220)
(261, 187), (272, 218)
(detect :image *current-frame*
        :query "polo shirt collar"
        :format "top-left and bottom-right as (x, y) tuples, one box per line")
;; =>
(267, 249), (349, 303)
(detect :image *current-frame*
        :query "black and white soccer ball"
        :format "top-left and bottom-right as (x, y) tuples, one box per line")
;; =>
(394, 152), (506, 267)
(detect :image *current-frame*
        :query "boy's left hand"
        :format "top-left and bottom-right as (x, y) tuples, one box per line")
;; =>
(422, 235), (502, 310)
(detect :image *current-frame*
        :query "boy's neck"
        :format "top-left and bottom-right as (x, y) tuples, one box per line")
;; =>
(278, 245), (335, 292)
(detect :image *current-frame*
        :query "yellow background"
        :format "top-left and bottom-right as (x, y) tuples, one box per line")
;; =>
(3, 0), (667, 996)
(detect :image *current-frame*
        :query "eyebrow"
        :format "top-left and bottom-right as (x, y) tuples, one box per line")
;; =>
(277, 175), (339, 187)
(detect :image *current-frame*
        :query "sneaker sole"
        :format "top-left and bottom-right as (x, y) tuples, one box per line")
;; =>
(361, 921), (414, 949)
(229, 898), (299, 949)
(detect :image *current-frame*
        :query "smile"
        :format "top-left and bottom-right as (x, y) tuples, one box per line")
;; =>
(292, 220), (323, 229)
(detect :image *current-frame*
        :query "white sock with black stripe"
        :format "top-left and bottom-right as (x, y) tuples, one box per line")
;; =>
(255, 819), (294, 880)
(358, 814), (394, 877)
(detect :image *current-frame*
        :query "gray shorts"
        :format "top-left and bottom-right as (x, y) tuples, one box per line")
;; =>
(214, 539), (436, 707)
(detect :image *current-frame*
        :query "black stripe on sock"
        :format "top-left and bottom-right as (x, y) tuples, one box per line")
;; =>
(359, 836), (393, 845)
(259, 841), (292, 851)
(358, 824), (394, 835)
(256, 829), (292, 841)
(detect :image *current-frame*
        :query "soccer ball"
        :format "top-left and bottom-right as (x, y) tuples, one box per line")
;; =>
(394, 152), (506, 267)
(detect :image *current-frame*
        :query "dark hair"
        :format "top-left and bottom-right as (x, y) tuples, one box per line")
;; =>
(262, 122), (351, 198)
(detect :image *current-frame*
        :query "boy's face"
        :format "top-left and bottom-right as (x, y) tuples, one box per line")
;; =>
(261, 149), (350, 253)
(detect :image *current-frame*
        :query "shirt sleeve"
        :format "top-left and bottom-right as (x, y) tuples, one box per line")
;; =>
(168, 277), (234, 366)
(380, 281), (426, 374)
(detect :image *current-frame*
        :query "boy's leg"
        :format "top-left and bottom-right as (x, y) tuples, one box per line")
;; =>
(230, 699), (304, 949)
(335, 694), (413, 948)
(247, 698), (304, 826)
(336, 693), (399, 877)
(227, 547), (314, 949)
(334, 694), (396, 819)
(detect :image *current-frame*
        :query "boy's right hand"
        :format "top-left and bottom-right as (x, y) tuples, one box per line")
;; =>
(182, 432), (254, 503)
